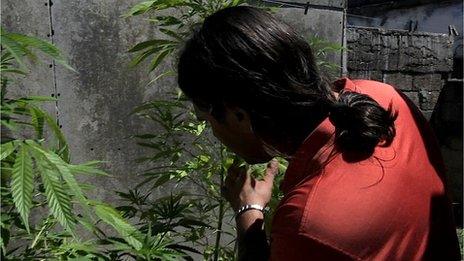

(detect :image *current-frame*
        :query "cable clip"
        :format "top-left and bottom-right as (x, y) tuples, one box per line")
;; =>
(304, 1), (310, 14)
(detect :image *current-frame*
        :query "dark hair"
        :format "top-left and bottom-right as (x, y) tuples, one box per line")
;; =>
(177, 6), (397, 156)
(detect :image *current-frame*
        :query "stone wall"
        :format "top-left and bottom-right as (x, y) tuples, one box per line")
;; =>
(346, 25), (454, 119)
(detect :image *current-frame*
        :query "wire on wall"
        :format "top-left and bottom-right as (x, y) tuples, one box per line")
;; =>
(260, 0), (345, 13)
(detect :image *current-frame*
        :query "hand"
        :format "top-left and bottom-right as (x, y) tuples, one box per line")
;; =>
(222, 159), (279, 212)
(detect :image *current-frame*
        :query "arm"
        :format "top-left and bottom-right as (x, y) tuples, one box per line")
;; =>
(222, 160), (279, 260)
(236, 210), (268, 260)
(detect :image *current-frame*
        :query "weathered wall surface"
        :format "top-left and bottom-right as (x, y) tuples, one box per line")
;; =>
(2, 0), (345, 206)
(1, 1), (57, 125)
(272, 0), (346, 75)
(346, 26), (454, 118)
(347, 1), (462, 58)
(2, 2), (345, 257)
(2, 0), (161, 203)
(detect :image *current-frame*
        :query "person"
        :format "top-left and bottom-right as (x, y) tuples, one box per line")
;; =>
(177, 6), (461, 260)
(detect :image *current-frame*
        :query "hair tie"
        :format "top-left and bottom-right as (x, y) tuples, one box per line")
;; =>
(328, 101), (352, 129)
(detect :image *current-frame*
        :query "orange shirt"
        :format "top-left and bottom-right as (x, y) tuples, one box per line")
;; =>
(270, 78), (460, 260)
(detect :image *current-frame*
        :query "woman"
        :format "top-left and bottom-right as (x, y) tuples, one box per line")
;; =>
(177, 6), (460, 260)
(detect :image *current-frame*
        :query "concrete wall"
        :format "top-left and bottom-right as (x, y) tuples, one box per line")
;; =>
(2, 0), (345, 204)
(2, 2), (346, 256)
(271, 0), (346, 75)
(2, 0), (162, 203)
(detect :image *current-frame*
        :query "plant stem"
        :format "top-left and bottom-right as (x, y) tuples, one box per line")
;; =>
(213, 166), (226, 261)
(30, 223), (47, 248)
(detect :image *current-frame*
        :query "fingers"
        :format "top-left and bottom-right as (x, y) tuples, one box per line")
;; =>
(222, 159), (279, 210)
(223, 165), (247, 197)
(225, 165), (244, 186)
(262, 159), (279, 186)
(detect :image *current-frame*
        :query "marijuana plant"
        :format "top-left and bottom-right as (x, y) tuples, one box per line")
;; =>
(124, 1), (343, 260)
(124, 1), (288, 260)
(0, 28), (196, 260)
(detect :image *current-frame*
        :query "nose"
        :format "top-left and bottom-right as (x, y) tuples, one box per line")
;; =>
(194, 111), (207, 122)
(193, 104), (208, 122)
(196, 114), (205, 122)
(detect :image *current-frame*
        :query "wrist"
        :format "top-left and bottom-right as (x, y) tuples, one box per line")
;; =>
(235, 209), (264, 235)
(235, 204), (265, 218)
(234, 196), (268, 212)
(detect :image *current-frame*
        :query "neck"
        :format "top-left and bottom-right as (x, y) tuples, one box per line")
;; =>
(262, 90), (339, 158)
(260, 117), (322, 158)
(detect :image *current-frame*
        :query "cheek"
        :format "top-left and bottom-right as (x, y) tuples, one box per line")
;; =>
(210, 121), (272, 163)
(210, 122), (233, 146)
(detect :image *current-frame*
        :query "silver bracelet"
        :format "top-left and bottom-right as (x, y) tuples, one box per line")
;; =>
(235, 204), (265, 219)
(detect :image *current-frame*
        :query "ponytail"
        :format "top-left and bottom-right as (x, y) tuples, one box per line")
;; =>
(328, 91), (398, 155)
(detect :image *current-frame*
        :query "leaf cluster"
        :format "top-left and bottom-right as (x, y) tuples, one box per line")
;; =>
(1, 29), (189, 260)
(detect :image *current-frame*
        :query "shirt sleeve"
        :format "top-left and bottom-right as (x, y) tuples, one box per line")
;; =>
(270, 231), (355, 261)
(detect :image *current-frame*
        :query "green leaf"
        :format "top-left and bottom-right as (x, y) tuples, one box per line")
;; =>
(167, 244), (202, 255)
(38, 161), (75, 232)
(1, 227), (10, 252)
(7, 33), (75, 71)
(128, 39), (176, 53)
(30, 107), (45, 139)
(94, 204), (143, 250)
(177, 218), (211, 228)
(1, 49), (13, 61)
(0, 141), (17, 161)
(124, 0), (157, 17)
(0, 68), (27, 75)
(0, 119), (17, 131)
(68, 161), (109, 177)
(129, 46), (164, 68)
(124, 0), (187, 17)
(153, 173), (172, 188)
(10, 143), (33, 233)
(26, 141), (87, 206)
(147, 70), (175, 85)
(150, 16), (183, 26)
(159, 28), (183, 41)
(1, 34), (29, 70)
(229, 0), (244, 7)
(18, 96), (57, 102)
(149, 48), (172, 72)
(40, 109), (70, 162)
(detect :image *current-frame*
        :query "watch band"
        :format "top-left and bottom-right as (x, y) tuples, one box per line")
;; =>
(235, 204), (265, 219)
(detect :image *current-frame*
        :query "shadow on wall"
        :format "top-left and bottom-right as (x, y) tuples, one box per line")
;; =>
(430, 79), (463, 227)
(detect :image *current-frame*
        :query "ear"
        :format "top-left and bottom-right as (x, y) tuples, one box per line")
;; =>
(235, 111), (244, 122)
(230, 107), (250, 123)
(224, 105), (253, 133)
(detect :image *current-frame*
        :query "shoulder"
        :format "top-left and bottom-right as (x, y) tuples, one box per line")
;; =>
(349, 79), (419, 128)
(350, 79), (402, 109)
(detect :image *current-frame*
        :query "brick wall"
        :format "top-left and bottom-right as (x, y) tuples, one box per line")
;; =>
(346, 25), (454, 119)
